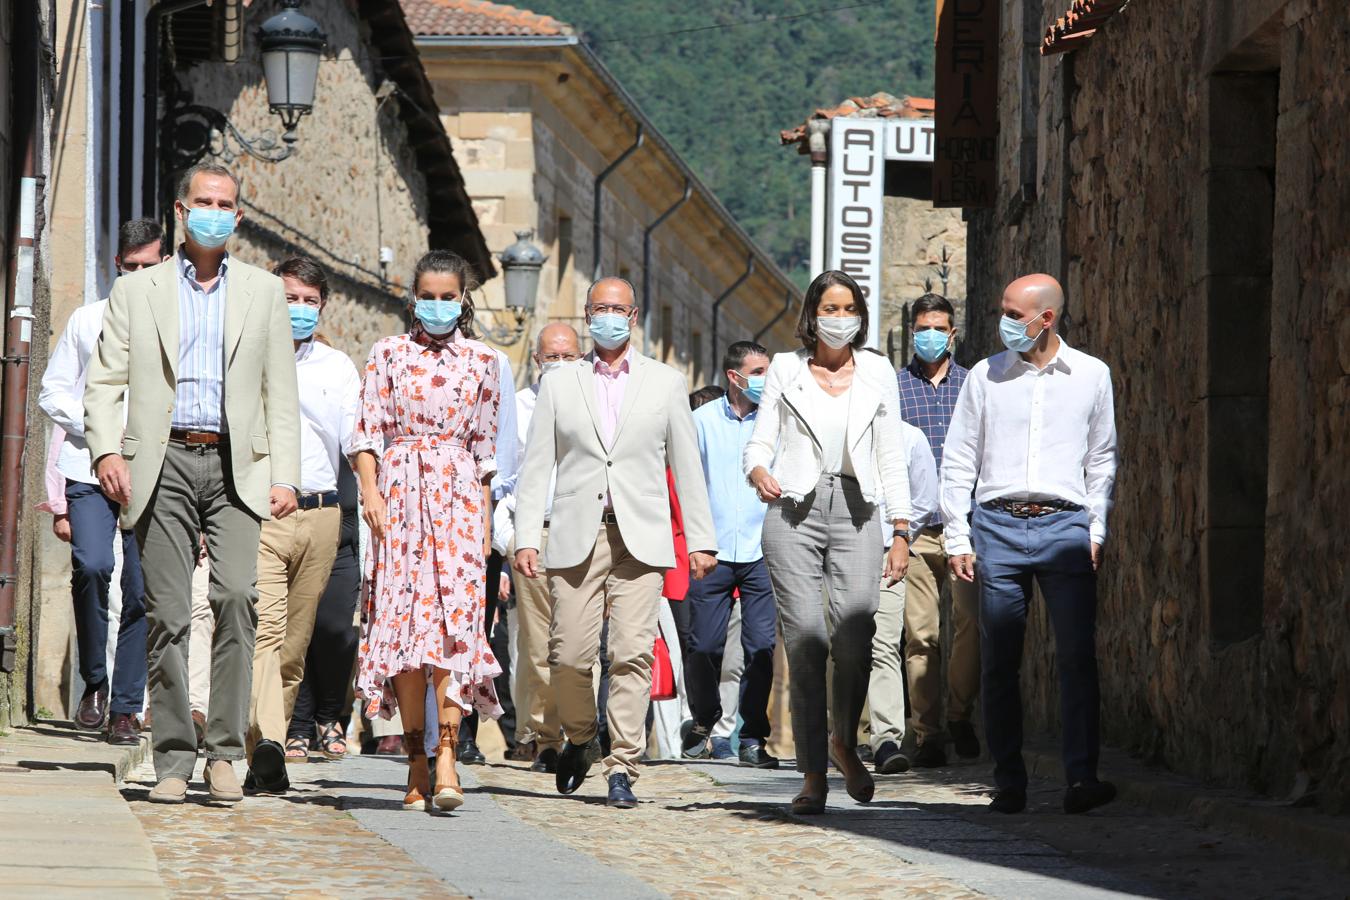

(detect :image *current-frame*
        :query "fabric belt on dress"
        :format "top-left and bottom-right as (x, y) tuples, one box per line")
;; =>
(296, 491), (340, 510)
(983, 498), (1082, 518)
(168, 428), (226, 446)
(389, 434), (470, 452)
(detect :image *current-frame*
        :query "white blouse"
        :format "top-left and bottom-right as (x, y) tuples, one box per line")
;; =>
(808, 378), (853, 476)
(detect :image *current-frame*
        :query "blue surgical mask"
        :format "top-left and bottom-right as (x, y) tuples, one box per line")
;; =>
(736, 372), (766, 405)
(913, 329), (951, 363)
(184, 207), (236, 249)
(415, 299), (462, 336)
(289, 304), (319, 340)
(588, 313), (631, 350)
(999, 311), (1046, 353)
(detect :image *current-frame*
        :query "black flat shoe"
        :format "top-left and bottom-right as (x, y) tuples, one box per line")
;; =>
(555, 739), (595, 795)
(243, 767), (291, 795)
(250, 739), (289, 792)
(606, 773), (637, 809)
(738, 741), (780, 769)
(988, 788), (1027, 814)
(531, 747), (559, 773)
(912, 740), (948, 768)
(457, 738), (486, 765)
(681, 725), (710, 759)
(1064, 780), (1117, 814)
(873, 740), (911, 775)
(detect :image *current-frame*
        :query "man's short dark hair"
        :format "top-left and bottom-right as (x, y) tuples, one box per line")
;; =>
(176, 162), (241, 204)
(273, 255), (330, 301)
(721, 340), (768, 375)
(689, 385), (725, 410)
(910, 293), (956, 328)
(117, 218), (164, 258)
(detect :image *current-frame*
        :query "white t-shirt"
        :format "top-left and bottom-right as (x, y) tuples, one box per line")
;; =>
(808, 378), (853, 476)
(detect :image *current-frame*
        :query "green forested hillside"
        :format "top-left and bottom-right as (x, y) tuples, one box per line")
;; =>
(530, 0), (935, 284)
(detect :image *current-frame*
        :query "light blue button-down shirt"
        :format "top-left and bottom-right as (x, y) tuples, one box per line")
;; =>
(693, 396), (766, 563)
(172, 250), (228, 432)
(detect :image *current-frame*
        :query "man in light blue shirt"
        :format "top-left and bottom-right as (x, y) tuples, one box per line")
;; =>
(681, 341), (779, 768)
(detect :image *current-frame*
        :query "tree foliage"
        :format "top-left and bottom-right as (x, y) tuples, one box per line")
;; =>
(530, 1), (934, 284)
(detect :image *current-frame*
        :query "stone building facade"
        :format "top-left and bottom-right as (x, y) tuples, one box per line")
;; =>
(966, 0), (1349, 809)
(405, 1), (800, 387)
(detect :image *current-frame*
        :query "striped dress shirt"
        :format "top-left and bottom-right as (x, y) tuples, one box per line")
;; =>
(172, 251), (228, 432)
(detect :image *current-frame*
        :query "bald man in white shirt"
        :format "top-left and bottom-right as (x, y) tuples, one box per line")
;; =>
(941, 273), (1117, 816)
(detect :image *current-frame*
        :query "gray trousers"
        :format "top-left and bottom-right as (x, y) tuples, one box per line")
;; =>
(762, 473), (882, 773)
(135, 442), (261, 780)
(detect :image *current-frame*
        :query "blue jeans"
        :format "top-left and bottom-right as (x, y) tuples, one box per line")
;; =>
(66, 479), (147, 715)
(972, 503), (1099, 791)
(684, 558), (777, 744)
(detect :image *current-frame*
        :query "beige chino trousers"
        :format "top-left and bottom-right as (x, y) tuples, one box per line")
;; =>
(904, 530), (980, 744)
(512, 530), (564, 752)
(547, 523), (663, 780)
(246, 505), (340, 759)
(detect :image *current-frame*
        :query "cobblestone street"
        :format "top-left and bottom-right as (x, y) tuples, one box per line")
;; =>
(117, 743), (1350, 899)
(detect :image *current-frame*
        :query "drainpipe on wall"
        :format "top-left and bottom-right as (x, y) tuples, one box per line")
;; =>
(709, 255), (755, 378)
(591, 124), (644, 282)
(222, 0), (244, 63)
(641, 179), (690, 354)
(754, 289), (796, 344)
(808, 119), (829, 279)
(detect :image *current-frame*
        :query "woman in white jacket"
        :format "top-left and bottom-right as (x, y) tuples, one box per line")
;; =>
(744, 270), (911, 815)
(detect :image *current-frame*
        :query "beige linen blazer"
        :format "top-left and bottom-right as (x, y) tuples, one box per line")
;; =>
(83, 256), (301, 528)
(514, 348), (716, 570)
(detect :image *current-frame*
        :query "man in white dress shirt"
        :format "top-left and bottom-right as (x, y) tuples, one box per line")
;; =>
(37, 218), (166, 744)
(941, 273), (1117, 816)
(245, 256), (360, 793)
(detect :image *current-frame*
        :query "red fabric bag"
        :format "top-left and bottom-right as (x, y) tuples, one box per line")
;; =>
(650, 636), (676, 701)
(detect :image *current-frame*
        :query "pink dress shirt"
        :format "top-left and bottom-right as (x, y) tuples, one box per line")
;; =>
(36, 426), (67, 516)
(593, 351), (630, 448)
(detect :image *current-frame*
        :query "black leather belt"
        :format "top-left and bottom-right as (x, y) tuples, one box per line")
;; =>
(984, 498), (1082, 518)
(169, 428), (227, 446)
(296, 491), (340, 510)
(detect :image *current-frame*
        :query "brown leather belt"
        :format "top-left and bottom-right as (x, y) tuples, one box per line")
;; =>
(169, 428), (227, 446)
(984, 498), (1081, 518)
(600, 510), (619, 526)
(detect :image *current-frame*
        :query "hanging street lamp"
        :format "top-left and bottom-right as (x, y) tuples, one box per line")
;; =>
(258, 0), (328, 148)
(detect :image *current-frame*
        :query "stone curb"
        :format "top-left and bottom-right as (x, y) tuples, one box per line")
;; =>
(0, 720), (150, 782)
(1024, 746), (1350, 871)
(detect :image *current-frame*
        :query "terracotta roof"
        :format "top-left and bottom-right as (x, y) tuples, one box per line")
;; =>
(779, 92), (935, 151)
(1041, 0), (1128, 55)
(400, 0), (571, 37)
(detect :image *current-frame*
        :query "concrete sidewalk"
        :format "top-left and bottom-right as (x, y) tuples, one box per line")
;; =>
(0, 721), (165, 898)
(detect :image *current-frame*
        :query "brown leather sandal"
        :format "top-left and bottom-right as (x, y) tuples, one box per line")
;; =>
(402, 729), (430, 811)
(433, 722), (465, 812)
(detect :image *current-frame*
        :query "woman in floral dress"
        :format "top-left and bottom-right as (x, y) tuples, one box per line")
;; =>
(352, 249), (503, 813)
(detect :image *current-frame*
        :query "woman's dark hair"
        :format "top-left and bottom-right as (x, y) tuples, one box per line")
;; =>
(689, 385), (726, 410)
(795, 269), (869, 352)
(273, 255), (329, 301)
(412, 249), (479, 338)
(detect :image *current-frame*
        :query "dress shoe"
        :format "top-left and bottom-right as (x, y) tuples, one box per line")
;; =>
(949, 719), (981, 759)
(988, 788), (1027, 814)
(709, 737), (736, 760)
(147, 776), (188, 804)
(249, 739), (289, 793)
(555, 738), (597, 795)
(586, 734), (605, 767)
(191, 710), (207, 751)
(530, 747), (559, 773)
(913, 739), (948, 768)
(202, 759), (244, 803)
(738, 741), (780, 769)
(243, 768), (291, 795)
(1064, 780), (1117, 814)
(606, 773), (638, 809)
(456, 738), (486, 765)
(873, 740), (911, 775)
(74, 683), (109, 730)
(106, 713), (141, 746)
(681, 725), (711, 760)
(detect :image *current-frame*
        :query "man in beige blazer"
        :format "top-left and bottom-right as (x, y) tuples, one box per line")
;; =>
(514, 276), (717, 809)
(84, 163), (300, 805)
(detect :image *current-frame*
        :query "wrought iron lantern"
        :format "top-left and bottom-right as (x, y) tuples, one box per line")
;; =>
(498, 230), (548, 313)
(258, 0), (327, 147)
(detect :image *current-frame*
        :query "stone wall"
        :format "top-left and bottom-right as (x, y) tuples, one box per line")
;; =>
(879, 195), (968, 367)
(966, 0), (1350, 810)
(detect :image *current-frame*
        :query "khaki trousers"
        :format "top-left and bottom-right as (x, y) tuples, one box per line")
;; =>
(866, 559), (907, 750)
(904, 530), (980, 743)
(548, 523), (663, 780)
(512, 531), (563, 751)
(188, 555), (214, 714)
(247, 505), (340, 758)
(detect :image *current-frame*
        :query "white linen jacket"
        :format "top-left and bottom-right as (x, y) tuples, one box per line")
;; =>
(743, 347), (910, 523)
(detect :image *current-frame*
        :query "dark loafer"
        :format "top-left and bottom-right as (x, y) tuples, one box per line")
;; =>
(988, 788), (1027, 814)
(457, 738), (486, 765)
(913, 740), (948, 768)
(249, 739), (289, 793)
(530, 747), (559, 774)
(75, 684), (109, 730)
(874, 740), (911, 775)
(681, 725), (711, 760)
(106, 713), (141, 746)
(606, 773), (637, 809)
(1064, 780), (1117, 814)
(555, 739), (596, 795)
(949, 719), (981, 759)
(738, 741), (780, 769)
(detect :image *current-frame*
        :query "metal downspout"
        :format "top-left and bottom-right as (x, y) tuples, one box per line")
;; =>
(591, 125), (644, 281)
(754, 289), (796, 344)
(641, 179), (690, 353)
(709, 255), (754, 377)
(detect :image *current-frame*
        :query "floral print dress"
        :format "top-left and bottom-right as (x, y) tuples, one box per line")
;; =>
(353, 329), (504, 720)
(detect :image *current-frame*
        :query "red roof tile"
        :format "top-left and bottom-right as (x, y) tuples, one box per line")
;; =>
(1041, 0), (1127, 55)
(779, 92), (934, 151)
(400, 0), (571, 37)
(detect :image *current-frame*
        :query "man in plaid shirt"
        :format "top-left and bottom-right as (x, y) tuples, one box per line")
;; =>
(892, 294), (981, 770)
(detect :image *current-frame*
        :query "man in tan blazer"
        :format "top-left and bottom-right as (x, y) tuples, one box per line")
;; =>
(514, 276), (717, 809)
(84, 163), (300, 805)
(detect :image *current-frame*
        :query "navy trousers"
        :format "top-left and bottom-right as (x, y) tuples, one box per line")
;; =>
(66, 479), (147, 715)
(972, 504), (1099, 791)
(684, 558), (777, 744)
